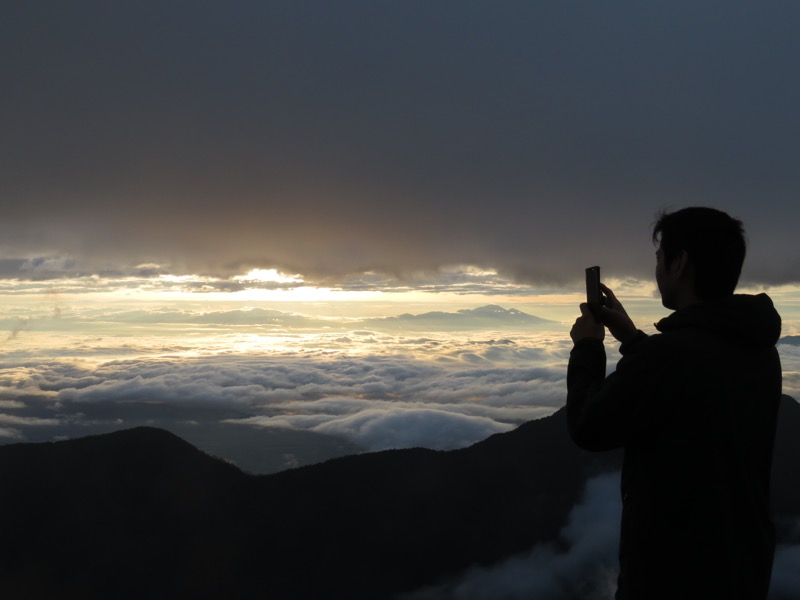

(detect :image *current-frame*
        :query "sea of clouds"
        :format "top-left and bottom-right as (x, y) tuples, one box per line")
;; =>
(0, 324), (575, 458)
(2, 315), (799, 459)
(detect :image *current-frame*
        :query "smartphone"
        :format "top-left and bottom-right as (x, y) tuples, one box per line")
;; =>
(585, 266), (602, 320)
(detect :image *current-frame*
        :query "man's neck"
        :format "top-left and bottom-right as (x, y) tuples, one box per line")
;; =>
(670, 287), (702, 311)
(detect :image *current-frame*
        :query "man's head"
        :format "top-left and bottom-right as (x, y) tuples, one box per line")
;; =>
(652, 207), (746, 309)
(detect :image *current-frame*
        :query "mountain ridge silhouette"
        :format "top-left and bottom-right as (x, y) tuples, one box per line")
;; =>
(1, 396), (798, 599)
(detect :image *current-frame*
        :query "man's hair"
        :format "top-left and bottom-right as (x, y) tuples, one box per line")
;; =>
(652, 207), (746, 300)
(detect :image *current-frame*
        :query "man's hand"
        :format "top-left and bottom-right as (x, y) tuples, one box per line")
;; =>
(571, 303), (605, 344)
(599, 284), (638, 345)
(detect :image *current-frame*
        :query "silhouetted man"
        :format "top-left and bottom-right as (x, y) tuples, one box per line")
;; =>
(567, 207), (781, 600)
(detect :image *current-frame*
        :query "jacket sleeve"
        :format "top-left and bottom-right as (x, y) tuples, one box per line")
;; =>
(567, 330), (667, 451)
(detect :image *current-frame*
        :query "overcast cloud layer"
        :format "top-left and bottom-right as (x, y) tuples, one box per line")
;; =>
(2, 2), (799, 287)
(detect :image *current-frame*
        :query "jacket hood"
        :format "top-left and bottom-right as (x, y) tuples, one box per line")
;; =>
(655, 293), (782, 348)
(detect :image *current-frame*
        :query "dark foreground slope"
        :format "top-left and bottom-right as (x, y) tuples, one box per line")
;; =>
(1, 398), (798, 600)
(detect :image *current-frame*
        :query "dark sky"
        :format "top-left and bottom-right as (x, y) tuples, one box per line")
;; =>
(2, 1), (799, 287)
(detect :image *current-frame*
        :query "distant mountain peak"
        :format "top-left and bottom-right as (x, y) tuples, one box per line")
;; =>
(363, 304), (557, 332)
(455, 304), (556, 324)
(458, 304), (525, 316)
(458, 304), (504, 314)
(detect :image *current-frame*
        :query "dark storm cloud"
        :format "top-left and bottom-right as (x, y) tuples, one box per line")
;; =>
(2, 2), (799, 285)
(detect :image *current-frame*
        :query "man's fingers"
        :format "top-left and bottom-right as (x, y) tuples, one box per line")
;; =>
(600, 305), (616, 323)
(571, 303), (605, 342)
(579, 303), (602, 325)
(600, 284), (621, 309)
(600, 283), (615, 300)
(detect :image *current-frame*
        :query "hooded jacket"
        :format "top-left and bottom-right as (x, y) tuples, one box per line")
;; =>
(567, 293), (782, 600)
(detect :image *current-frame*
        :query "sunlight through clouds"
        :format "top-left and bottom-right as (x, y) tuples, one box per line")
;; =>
(234, 268), (304, 284)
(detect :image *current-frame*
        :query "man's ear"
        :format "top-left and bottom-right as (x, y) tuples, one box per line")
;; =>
(673, 249), (694, 280)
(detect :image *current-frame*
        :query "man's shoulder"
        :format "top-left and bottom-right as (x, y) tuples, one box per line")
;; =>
(619, 327), (717, 371)
(622, 328), (688, 352)
(655, 295), (782, 350)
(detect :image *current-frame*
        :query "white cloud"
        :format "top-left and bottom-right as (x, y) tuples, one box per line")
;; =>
(771, 542), (800, 600)
(0, 427), (23, 440)
(403, 471), (621, 600)
(0, 400), (25, 409)
(307, 407), (511, 451)
(404, 474), (800, 600)
(0, 414), (61, 427)
(0, 330), (569, 449)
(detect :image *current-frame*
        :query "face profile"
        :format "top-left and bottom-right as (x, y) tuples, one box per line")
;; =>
(654, 246), (682, 310)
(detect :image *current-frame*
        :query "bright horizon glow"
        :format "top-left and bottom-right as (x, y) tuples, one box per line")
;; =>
(2, 268), (800, 327)
(233, 268), (304, 284)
